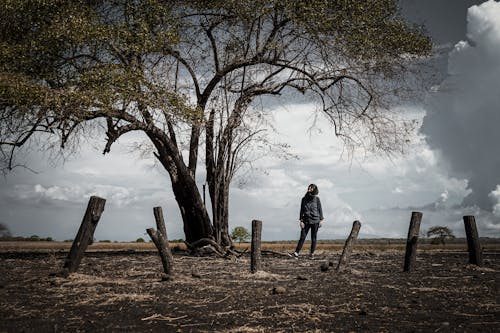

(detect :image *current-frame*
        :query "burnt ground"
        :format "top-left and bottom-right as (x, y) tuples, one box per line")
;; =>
(0, 250), (498, 332)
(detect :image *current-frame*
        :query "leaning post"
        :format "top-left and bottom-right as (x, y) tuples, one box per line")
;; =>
(463, 216), (483, 266)
(63, 196), (106, 276)
(403, 211), (423, 272)
(336, 220), (362, 272)
(250, 220), (263, 273)
(147, 206), (174, 279)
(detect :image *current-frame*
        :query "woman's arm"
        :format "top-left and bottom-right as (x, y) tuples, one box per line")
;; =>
(317, 197), (324, 221)
(299, 197), (305, 221)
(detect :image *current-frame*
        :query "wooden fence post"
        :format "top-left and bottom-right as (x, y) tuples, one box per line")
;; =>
(463, 216), (483, 266)
(251, 220), (262, 273)
(337, 220), (361, 272)
(147, 206), (174, 279)
(63, 196), (106, 276)
(403, 211), (423, 272)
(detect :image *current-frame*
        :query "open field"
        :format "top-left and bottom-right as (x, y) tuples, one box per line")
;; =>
(1, 241), (499, 332)
(1, 239), (500, 253)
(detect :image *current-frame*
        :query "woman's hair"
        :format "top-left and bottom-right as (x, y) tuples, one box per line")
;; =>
(308, 184), (319, 195)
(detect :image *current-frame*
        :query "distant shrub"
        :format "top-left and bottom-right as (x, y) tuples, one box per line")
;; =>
(427, 226), (455, 245)
(136, 237), (145, 243)
(0, 223), (11, 238)
(99, 239), (112, 243)
(28, 235), (40, 241)
(171, 239), (184, 243)
(231, 226), (250, 244)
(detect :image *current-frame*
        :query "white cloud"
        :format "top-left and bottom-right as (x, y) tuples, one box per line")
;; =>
(433, 178), (472, 209)
(392, 187), (404, 194)
(489, 185), (500, 217)
(12, 184), (140, 207)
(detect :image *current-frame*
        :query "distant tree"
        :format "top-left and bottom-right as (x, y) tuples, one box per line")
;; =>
(29, 235), (40, 241)
(427, 226), (455, 245)
(231, 226), (250, 244)
(136, 237), (145, 243)
(0, 223), (11, 238)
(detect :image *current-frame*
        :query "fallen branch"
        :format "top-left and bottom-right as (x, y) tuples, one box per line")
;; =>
(261, 250), (289, 257)
(141, 314), (188, 322)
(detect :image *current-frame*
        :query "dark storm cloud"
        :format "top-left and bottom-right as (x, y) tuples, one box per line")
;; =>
(421, 1), (500, 211)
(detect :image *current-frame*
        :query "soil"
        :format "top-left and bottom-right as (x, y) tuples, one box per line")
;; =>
(0, 249), (498, 332)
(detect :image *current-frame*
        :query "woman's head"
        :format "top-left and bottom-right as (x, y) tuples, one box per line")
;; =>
(307, 184), (319, 195)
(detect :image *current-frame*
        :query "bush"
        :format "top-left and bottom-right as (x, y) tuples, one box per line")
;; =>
(136, 237), (145, 243)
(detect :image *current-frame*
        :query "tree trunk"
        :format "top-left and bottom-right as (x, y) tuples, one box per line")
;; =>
(206, 160), (233, 248)
(171, 170), (213, 244)
(149, 132), (214, 245)
(213, 183), (233, 248)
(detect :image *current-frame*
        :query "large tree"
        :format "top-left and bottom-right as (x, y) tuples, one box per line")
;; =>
(0, 0), (431, 246)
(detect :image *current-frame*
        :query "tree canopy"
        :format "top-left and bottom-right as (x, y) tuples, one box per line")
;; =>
(0, 0), (432, 245)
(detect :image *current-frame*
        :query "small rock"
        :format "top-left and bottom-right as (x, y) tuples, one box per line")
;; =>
(191, 267), (201, 278)
(442, 322), (450, 327)
(297, 275), (309, 280)
(272, 286), (286, 294)
(320, 263), (330, 272)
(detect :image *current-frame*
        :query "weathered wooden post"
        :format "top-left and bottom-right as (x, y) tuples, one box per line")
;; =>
(403, 211), (422, 272)
(337, 220), (361, 272)
(250, 220), (262, 273)
(63, 196), (106, 276)
(463, 215), (483, 266)
(147, 206), (174, 279)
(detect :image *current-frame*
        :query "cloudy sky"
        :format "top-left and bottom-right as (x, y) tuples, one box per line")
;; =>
(1, 0), (499, 241)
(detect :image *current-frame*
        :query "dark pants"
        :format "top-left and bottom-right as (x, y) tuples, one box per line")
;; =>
(295, 223), (320, 254)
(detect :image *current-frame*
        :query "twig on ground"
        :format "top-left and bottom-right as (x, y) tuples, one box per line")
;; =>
(141, 314), (188, 321)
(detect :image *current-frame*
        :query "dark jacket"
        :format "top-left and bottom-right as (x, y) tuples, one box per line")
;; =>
(300, 193), (323, 224)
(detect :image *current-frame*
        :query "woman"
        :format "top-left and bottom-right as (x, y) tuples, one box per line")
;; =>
(289, 184), (324, 259)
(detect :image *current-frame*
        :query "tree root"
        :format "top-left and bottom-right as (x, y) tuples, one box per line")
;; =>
(184, 238), (243, 260)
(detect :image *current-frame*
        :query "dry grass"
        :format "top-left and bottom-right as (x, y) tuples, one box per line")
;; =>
(1, 240), (499, 253)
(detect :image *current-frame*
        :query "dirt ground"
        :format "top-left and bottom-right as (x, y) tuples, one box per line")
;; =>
(0, 246), (498, 332)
